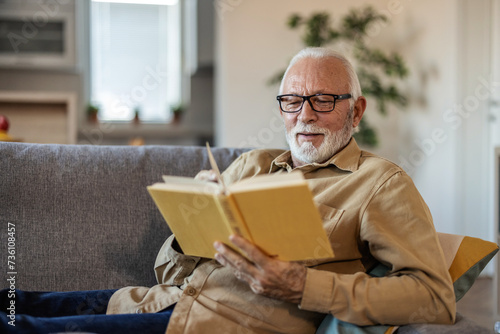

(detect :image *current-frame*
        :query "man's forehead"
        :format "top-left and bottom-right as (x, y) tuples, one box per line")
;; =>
(283, 58), (349, 92)
(291, 57), (345, 73)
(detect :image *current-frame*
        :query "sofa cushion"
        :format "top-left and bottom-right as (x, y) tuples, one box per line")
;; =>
(437, 233), (498, 301)
(316, 233), (498, 333)
(396, 313), (491, 334)
(315, 313), (490, 334)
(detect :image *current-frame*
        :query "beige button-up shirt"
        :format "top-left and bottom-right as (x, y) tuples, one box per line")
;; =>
(107, 139), (456, 333)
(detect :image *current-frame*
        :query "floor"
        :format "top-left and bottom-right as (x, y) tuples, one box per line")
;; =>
(456, 276), (499, 331)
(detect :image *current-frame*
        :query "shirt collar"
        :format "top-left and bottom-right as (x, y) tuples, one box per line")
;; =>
(270, 138), (361, 173)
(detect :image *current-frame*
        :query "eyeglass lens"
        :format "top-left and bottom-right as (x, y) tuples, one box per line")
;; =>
(280, 95), (336, 112)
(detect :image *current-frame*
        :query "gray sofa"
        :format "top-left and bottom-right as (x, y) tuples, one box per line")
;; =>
(1, 142), (247, 292)
(0, 142), (490, 333)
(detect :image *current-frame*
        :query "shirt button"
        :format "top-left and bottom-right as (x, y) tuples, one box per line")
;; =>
(135, 308), (143, 314)
(185, 286), (196, 296)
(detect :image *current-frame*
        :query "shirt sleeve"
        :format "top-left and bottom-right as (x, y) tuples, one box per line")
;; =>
(299, 171), (456, 326)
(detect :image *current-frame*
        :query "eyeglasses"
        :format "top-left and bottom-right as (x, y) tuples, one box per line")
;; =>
(276, 93), (352, 113)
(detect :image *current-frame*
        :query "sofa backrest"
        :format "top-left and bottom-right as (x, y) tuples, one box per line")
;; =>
(0, 142), (248, 291)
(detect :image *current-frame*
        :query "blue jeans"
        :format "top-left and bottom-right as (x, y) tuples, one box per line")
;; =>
(0, 289), (173, 334)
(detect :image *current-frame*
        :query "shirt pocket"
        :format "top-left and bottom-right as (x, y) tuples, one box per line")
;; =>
(155, 257), (202, 286)
(316, 202), (345, 237)
(154, 236), (202, 285)
(298, 203), (345, 267)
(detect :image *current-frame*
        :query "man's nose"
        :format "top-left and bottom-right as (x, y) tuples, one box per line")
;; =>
(298, 99), (318, 123)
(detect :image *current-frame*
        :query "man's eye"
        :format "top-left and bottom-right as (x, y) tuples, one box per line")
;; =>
(282, 99), (301, 105)
(315, 97), (334, 103)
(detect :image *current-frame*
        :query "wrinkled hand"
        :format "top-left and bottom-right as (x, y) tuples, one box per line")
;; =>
(194, 169), (219, 182)
(213, 235), (307, 304)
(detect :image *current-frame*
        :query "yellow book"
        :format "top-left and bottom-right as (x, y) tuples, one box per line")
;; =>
(147, 145), (334, 261)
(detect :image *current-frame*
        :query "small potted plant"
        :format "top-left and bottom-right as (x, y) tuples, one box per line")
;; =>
(133, 106), (141, 125)
(171, 104), (184, 124)
(87, 103), (99, 124)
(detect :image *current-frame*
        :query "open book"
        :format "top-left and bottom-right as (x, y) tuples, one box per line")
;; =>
(147, 144), (334, 261)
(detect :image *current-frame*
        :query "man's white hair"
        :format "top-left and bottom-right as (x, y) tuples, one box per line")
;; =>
(279, 47), (362, 109)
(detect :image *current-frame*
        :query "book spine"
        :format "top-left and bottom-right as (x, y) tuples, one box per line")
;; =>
(215, 195), (252, 241)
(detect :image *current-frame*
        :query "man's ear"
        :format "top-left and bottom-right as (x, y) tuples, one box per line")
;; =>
(352, 96), (367, 128)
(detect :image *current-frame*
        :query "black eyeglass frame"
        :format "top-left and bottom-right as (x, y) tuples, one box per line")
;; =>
(276, 93), (352, 113)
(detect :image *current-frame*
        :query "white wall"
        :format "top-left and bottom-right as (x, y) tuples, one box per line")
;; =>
(215, 0), (463, 234)
(215, 0), (497, 268)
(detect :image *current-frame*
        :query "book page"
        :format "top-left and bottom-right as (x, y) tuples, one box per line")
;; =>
(151, 179), (219, 194)
(162, 175), (212, 185)
(206, 142), (227, 192)
(228, 170), (306, 192)
(229, 180), (334, 261)
(147, 188), (235, 258)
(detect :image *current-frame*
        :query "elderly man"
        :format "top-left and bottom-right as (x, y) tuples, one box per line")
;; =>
(108, 47), (456, 332)
(1, 47), (455, 334)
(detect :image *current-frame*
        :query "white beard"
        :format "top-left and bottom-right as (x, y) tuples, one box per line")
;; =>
(285, 112), (353, 165)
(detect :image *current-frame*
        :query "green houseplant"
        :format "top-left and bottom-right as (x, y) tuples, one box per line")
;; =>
(86, 103), (99, 124)
(171, 103), (185, 124)
(270, 7), (409, 147)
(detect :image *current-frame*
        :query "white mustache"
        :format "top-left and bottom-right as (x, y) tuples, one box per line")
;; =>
(290, 122), (330, 136)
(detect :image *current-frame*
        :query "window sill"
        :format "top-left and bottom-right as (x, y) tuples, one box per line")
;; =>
(78, 122), (213, 146)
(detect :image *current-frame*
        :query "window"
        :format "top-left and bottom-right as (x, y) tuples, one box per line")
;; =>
(90, 0), (181, 122)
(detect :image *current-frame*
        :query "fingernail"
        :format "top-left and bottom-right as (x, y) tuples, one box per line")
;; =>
(214, 253), (223, 264)
(213, 241), (221, 250)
